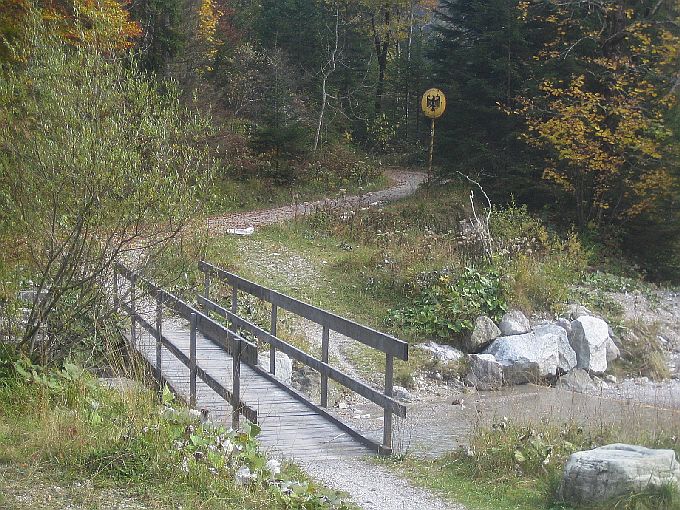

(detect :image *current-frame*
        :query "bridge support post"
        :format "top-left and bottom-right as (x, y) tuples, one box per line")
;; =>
(380, 353), (394, 456)
(231, 336), (241, 430)
(270, 305), (277, 375)
(321, 325), (330, 407)
(189, 312), (197, 408)
(130, 274), (137, 347)
(156, 294), (163, 383)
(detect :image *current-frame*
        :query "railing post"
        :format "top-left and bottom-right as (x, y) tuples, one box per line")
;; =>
(130, 274), (137, 347)
(270, 304), (277, 374)
(156, 293), (163, 382)
(189, 312), (197, 408)
(231, 335), (241, 430)
(321, 325), (329, 407)
(381, 353), (394, 456)
(204, 270), (211, 302)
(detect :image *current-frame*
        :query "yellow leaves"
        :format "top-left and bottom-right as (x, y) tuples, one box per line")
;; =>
(196, 0), (223, 73)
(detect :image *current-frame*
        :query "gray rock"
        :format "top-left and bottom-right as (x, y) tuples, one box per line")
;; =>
(555, 318), (572, 336)
(416, 341), (465, 362)
(606, 337), (621, 363)
(559, 444), (680, 504)
(465, 354), (504, 390)
(569, 316), (610, 373)
(556, 369), (596, 393)
(392, 385), (413, 402)
(498, 310), (531, 336)
(536, 323), (577, 373)
(258, 351), (293, 385)
(566, 304), (592, 320)
(483, 331), (558, 384)
(466, 316), (501, 353)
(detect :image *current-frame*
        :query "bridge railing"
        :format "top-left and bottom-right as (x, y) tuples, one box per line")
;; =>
(113, 263), (258, 428)
(198, 260), (408, 455)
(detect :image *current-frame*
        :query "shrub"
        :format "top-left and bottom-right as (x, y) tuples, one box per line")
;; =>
(387, 267), (507, 343)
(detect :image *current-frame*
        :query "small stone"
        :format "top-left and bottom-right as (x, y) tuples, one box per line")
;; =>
(392, 385), (412, 402)
(606, 337), (621, 363)
(466, 316), (501, 353)
(605, 374), (618, 384)
(416, 341), (465, 362)
(556, 369), (596, 393)
(566, 304), (592, 320)
(498, 310), (531, 336)
(258, 351), (293, 386)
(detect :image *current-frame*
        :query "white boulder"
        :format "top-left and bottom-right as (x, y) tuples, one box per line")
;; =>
(465, 354), (504, 390)
(535, 324), (577, 373)
(258, 351), (293, 385)
(569, 316), (610, 373)
(560, 444), (680, 504)
(483, 331), (558, 384)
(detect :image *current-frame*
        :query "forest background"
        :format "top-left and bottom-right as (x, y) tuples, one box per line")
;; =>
(1, 0), (679, 283)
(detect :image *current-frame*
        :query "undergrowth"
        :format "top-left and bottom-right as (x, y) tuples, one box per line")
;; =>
(392, 418), (680, 510)
(0, 345), (351, 509)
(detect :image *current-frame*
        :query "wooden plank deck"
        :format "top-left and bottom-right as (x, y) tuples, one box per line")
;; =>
(128, 304), (374, 461)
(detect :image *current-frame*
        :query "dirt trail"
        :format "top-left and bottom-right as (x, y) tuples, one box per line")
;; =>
(206, 169), (426, 235)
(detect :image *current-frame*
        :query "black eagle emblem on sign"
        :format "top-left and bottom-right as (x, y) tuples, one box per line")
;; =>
(426, 94), (441, 112)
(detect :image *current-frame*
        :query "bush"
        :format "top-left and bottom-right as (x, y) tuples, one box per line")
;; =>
(387, 267), (507, 343)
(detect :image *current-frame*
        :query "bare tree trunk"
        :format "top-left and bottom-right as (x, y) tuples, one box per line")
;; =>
(314, 6), (340, 151)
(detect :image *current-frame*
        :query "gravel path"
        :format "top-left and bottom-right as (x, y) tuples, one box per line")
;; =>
(300, 458), (465, 510)
(206, 169), (426, 235)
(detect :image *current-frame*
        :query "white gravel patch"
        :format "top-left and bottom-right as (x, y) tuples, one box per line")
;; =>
(300, 458), (466, 510)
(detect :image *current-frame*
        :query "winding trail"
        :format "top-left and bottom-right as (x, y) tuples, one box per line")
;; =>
(206, 169), (426, 235)
(205, 168), (468, 510)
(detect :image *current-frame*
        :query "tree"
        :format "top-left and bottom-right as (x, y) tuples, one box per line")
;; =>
(517, 0), (680, 227)
(428, 0), (539, 197)
(0, 26), (215, 362)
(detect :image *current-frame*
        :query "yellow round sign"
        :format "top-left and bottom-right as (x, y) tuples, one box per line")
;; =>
(421, 88), (446, 119)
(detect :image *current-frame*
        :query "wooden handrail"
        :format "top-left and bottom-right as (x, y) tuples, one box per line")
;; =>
(198, 260), (408, 360)
(115, 263), (258, 427)
(198, 260), (409, 454)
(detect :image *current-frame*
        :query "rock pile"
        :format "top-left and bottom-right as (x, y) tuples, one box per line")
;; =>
(460, 308), (621, 390)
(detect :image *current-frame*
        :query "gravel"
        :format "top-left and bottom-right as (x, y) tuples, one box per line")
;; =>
(299, 458), (465, 510)
(207, 169), (426, 234)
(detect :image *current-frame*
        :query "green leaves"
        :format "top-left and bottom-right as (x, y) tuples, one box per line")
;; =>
(388, 266), (508, 341)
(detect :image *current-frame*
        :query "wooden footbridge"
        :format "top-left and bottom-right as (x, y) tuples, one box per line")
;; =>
(113, 261), (408, 460)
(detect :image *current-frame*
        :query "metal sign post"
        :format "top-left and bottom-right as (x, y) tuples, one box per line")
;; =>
(421, 88), (446, 184)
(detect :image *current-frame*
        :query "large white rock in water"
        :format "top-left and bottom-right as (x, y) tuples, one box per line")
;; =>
(535, 323), (577, 373)
(258, 351), (293, 385)
(483, 330), (558, 384)
(465, 354), (504, 390)
(569, 316), (610, 373)
(466, 316), (501, 353)
(560, 444), (680, 504)
(498, 310), (531, 336)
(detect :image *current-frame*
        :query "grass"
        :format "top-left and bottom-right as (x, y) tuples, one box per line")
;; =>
(151, 180), (665, 382)
(0, 349), (353, 510)
(387, 420), (680, 510)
